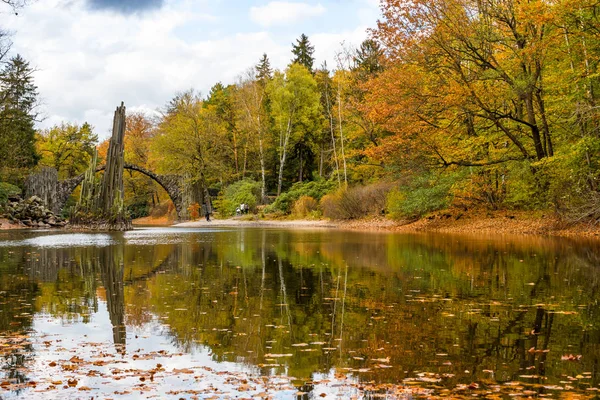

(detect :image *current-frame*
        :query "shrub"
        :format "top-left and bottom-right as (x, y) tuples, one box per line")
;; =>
(320, 193), (340, 219)
(321, 182), (393, 220)
(385, 188), (405, 220)
(218, 179), (261, 217)
(292, 196), (319, 218)
(386, 174), (453, 219)
(266, 179), (336, 214)
(0, 182), (21, 206)
(541, 137), (600, 223)
(127, 199), (150, 219)
(187, 202), (200, 220)
(501, 161), (545, 210)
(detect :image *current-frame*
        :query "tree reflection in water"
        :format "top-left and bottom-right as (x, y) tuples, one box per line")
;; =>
(0, 229), (598, 396)
(99, 245), (126, 351)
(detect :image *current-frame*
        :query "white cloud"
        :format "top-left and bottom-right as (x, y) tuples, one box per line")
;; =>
(2, 0), (370, 140)
(311, 26), (370, 69)
(250, 1), (326, 27)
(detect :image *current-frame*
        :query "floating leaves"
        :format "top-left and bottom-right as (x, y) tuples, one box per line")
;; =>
(561, 354), (582, 361)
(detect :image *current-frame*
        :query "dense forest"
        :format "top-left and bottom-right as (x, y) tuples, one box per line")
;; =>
(1, 0), (600, 224)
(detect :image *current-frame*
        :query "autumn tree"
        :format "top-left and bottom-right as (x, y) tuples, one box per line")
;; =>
(373, 0), (557, 165)
(333, 43), (389, 184)
(37, 122), (98, 178)
(266, 64), (321, 195)
(122, 112), (161, 216)
(204, 83), (244, 176)
(153, 90), (231, 192)
(315, 64), (341, 183)
(235, 68), (271, 202)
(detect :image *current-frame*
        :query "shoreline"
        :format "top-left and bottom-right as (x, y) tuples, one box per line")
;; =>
(172, 210), (600, 238)
(4, 212), (600, 238)
(173, 218), (338, 229)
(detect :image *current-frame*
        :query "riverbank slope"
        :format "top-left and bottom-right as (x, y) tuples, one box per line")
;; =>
(174, 210), (600, 237)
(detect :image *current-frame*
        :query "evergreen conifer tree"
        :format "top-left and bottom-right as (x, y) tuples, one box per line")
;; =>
(291, 34), (315, 73)
(256, 53), (273, 86)
(353, 39), (383, 77)
(0, 54), (39, 175)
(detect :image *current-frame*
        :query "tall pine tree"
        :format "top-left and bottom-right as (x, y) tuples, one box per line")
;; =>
(291, 34), (315, 73)
(256, 53), (272, 86)
(0, 54), (39, 177)
(353, 39), (383, 77)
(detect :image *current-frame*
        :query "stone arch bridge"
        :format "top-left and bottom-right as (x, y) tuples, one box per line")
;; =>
(24, 103), (207, 223)
(25, 163), (197, 220)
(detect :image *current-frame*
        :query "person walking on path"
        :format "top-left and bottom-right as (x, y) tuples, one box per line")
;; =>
(203, 203), (211, 222)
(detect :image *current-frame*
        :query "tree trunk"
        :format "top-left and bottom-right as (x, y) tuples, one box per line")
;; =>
(232, 129), (239, 175)
(325, 79), (340, 186)
(242, 144), (248, 178)
(535, 88), (553, 157)
(98, 102), (127, 225)
(277, 116), (293, 196)
(337, 87), (348, 186)
(259, 135), (267, 203)
(319, 145), (324, 178)
(277, 146), (288, 196)
(298, 145), (303, 183)
(524, 93), (545, 160)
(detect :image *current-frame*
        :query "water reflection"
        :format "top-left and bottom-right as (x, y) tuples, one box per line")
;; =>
(0, 229), (599, 397)
(100, 245), (126, 349)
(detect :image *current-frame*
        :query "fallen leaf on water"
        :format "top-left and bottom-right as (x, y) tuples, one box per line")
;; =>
(172, 368), (194, 374)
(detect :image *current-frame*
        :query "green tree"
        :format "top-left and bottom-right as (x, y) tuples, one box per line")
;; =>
(205, 83), (243, 176)
(235, 68), (271, 202)
(256, 53), (273, 86)
(153, 90), (231, 192)
(353, 39), (384, 77)
(266, 64), (321, 195)
(291, 33), (315, 73)
(0, 55), (39, 179)
(37, 122), (98, 178)
(315, 64), (340, 183)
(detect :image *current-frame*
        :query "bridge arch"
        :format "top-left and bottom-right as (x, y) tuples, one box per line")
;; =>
(57, 163), (184, 219)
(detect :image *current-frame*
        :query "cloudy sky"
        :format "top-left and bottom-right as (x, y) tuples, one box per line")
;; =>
(2, 0), (380, 139)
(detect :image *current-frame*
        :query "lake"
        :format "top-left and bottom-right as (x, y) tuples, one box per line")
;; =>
(0, 227), (599, 399)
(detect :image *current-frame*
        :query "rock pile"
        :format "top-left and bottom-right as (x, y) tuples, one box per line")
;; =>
(1, 196), (67, 228)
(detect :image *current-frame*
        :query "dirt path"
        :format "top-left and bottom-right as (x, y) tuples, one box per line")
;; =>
(174, 211), (600, 238)
(174, 218), (338, 228)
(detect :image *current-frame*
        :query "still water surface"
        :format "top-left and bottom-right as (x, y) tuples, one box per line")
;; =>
(0, 227), (599, 398)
